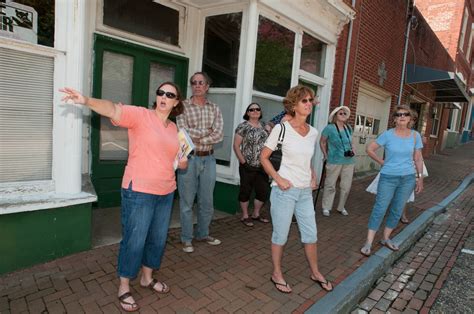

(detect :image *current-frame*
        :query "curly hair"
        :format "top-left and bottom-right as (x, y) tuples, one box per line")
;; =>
(153, 81), (184, 116)
(282, 85), (315, 117)
(392, 105), (418, 129)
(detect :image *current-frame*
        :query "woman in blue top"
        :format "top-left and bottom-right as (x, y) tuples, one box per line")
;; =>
(319, 106), (355, 217)
(360, 105), (424, 256)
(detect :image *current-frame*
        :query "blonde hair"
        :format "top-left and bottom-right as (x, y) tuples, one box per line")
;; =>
(283, 85), (315, 117)
(392, 105), (417, 128)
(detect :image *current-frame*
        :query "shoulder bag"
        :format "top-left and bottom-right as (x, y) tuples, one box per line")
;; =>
(269, 123), (286, 171)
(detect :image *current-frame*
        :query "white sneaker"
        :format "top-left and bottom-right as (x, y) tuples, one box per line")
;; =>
(198, 236), (221, 246)
(182, 242), (194, 253)
(322, 209), (330, 217)
(338, 209), (349, 216)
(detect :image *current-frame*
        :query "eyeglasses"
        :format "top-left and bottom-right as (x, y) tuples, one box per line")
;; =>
(248, 108), (261, 112)
(156, 89), (177, 99)
(301, 98), (314, 104)
(338, 111), (347, 116)
(191, 80), (207, 86)
(395, 112), (410, 117)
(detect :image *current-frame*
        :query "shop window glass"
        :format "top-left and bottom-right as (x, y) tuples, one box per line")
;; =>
(99, 51), (133, 161)
(254, 16), (295, 96)
(1, 0), (54, 47)
(203, 13), (242, 88)
(103, 0), (179, 46)
(300, 32), (326, 77)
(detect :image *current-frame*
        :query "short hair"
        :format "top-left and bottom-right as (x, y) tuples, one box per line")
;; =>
(242, 103), (263, 121)
(282, 85), (315, 117)
(392, 105), (418, 128)
(190, 71), (213, 86)
(152, 81), (184, 117)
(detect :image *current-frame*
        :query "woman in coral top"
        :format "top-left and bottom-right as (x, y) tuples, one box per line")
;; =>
(60, 82), (187, 312)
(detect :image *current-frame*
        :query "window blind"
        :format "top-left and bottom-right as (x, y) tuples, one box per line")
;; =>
(0, 47), (53, 183)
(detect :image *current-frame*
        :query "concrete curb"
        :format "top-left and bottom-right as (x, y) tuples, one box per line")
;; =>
(306, 172), (474, 314)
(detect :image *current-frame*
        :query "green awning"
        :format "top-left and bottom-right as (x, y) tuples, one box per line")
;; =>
(406, 64), (469, 102)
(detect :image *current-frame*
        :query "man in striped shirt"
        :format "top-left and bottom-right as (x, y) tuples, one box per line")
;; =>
(177, 72), (224, 253)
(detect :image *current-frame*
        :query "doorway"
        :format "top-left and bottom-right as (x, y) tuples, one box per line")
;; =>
(91, 34), (188, 208)
(353, 83), (391, 174)
(90, 35), (188, 246)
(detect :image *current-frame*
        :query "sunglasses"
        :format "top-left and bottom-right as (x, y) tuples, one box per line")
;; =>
(156, 89), (177, 99)
(248, 108), (261, 112)
(191, 80), (207, 86)
(338, 111), (347, 116)
(395, 112), (410, 117)
(301, 98), (314, 104)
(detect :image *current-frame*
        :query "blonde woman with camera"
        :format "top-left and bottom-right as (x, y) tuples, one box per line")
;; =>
(319, 106), (355, 217)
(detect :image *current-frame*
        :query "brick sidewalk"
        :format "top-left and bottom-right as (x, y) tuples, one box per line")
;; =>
(354, 184), (473, 314)
(1, 142), (473, 313)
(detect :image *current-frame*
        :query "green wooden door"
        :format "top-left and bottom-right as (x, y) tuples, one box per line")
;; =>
(91, 34), (188, 208)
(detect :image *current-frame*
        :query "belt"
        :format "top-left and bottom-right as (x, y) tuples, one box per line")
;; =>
(192, 149), (214, 157)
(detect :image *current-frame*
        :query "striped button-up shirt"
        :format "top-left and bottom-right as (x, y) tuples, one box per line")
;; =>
(176, 98), (224, 152)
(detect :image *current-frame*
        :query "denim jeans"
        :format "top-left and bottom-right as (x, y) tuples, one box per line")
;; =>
(177, 155), (216, 243)
(117, 183), (174, 279)
(368, 173), (416, 231)
(270, 187), (317, 245)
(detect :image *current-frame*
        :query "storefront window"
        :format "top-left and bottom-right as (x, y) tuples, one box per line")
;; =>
(0, 0), (54, 47)
(254, 16), (295, 96)
(103, 0), (179, 46)
(203, 13), (242, 88)
(300, 32), (326, 77)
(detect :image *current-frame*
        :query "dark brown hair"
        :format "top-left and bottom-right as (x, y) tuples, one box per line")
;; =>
(242, 103), (262, 121)
(153, 81), (184, 116)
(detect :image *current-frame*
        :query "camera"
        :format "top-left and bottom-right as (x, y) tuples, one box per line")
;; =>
(344, 150), (355, 157)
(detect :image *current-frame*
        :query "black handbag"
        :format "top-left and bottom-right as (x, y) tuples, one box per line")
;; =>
(269, 123), (286, 171)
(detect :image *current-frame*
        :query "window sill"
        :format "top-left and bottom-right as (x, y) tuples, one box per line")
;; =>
(0, 175), (97, 216)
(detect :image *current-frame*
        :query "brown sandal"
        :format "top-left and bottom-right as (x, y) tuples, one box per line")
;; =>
(240, 217), (254, 227)
(118, 292), (139, 312)
(252, 215), (269, 223)
(141, 278), (170, 294)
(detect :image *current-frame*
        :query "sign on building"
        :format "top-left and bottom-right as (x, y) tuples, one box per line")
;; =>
(0, 0), (37, 44)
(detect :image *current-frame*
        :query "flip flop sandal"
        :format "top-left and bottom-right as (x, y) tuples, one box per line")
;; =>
(252, 215), (270, 223)
(380, 239), (399, 251)
(270, 277), (292, 294)
(240, 217), (254, 227)
(360, 243), (372, 256)
(141, 278), (170, 294)
(310, 277), (333, 292)
(400, 217), (410, 224)
(118, 292), (139, 312)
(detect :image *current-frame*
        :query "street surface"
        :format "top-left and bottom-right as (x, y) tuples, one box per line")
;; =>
(0, 142), (473, 313)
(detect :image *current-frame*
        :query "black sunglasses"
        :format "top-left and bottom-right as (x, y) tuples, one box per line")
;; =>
(191, 80), (207, 86)
(248, 108), (261, 112)
(338, 111), (347, 116)
(156, 89), (177, 99)
(395, 112), (410, 117)
(301, 98), (314, 104)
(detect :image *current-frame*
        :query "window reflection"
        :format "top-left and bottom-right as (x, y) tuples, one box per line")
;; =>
(254, 16), (295, 96)
(103, 0), (179, 46)
(300, 32), (326, 77)
(203, 13), (242, 88)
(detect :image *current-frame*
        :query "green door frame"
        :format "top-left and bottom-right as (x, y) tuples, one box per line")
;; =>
(91, 34), (188, 208)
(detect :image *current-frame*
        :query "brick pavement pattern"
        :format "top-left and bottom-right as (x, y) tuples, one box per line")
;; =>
(354, 183), (473, 314)
(0, 142), (473, 313)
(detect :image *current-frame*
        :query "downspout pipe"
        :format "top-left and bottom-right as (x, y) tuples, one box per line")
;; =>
(398, 0), (415, 105)
(339, 0), (356, 106)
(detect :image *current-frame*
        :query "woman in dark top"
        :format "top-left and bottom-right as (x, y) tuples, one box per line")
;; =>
(233, 103), (270, 227)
